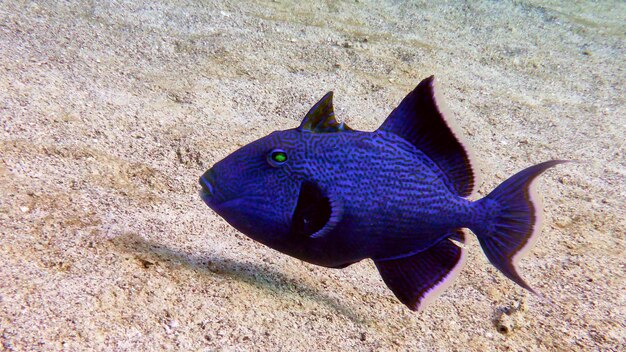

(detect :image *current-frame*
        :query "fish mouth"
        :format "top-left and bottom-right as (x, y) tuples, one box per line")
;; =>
(211, 195), (270, 211)
(198, 170), (268, 212)
(199, 169), (216, 205)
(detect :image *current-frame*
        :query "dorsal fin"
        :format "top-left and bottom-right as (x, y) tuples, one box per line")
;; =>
(378, 76), (476, 197)
(299, 92), (352, 133)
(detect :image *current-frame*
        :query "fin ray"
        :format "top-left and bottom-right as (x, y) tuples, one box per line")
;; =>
(374, 236), (466, 311)
(299, 92), (352, 133)
(473, 160), (567, 292)
(378, 76), (476, 197)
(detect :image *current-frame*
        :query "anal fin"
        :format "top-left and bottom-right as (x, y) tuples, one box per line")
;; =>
(374, 236), (466, 311)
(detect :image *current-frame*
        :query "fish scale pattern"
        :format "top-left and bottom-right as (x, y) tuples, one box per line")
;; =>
(208, 126), (475, 266)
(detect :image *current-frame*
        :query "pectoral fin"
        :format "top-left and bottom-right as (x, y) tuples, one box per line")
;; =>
(290, 181), (342, 239)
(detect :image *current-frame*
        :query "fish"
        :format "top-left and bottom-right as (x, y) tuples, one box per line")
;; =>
(199, 76), (566, 311)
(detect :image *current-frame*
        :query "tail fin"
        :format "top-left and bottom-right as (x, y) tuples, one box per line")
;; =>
(473, 160), (567, 293)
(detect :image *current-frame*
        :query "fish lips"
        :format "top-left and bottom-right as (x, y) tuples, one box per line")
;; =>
(199, 169), (217, 206)
(199, 188), (213, 208)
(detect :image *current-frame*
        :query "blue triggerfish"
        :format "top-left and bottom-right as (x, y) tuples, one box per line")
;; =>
(199, 76), (566, 311)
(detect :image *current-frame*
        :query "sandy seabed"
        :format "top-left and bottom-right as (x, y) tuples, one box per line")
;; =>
(1, 1), (624, 351)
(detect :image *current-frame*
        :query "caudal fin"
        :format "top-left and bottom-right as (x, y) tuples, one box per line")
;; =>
(473, 160), (567, 293)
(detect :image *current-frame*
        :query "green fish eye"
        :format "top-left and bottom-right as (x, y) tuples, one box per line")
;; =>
(268, 149), (288, 166)
(273, 152), (287, 162)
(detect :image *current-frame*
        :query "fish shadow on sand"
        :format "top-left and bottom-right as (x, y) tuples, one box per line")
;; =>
(109, 233), (368, 323)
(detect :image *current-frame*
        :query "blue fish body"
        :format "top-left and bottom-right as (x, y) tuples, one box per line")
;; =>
(200, 76), (565, 310)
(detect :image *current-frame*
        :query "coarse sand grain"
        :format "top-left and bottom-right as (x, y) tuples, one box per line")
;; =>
(0, 1), (624, 351)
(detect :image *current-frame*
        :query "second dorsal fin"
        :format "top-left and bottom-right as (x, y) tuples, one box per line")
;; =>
(299, 92), (352, 133)
(378, 76), (476, 197)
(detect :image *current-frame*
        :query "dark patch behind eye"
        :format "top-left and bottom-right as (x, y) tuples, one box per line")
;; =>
(291, 181), (331, 239)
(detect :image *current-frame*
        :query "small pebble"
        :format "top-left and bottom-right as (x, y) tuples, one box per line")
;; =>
(496, 313), (515, 334)
(20, 206), (29, 213)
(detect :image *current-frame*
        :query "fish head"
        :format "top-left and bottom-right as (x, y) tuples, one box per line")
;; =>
(199, 128), (311, 246)
(200, 91), (350, 254)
